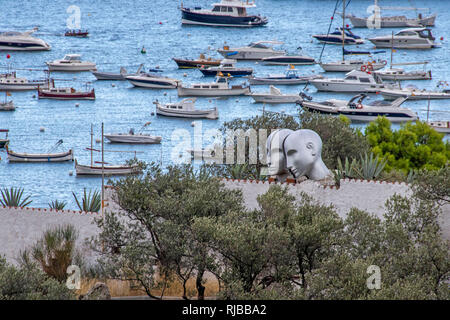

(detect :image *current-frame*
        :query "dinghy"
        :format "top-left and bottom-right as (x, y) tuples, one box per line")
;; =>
(91, 64), (144, 80)
(75, 159), (141, 176)
(5, 141), (74, 162)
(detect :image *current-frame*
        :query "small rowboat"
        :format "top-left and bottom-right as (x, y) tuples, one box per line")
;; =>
(75, 159), (141, 176)
(64, 30), (89, 37)
(5, 145), (74, 162)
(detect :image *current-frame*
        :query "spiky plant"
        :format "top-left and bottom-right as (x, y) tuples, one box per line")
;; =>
(333, 157), (359, 186)
(0, 187), (32, 207)
(28, 224), (79, 282)
(72, 189), (101, 212)
(49, 200), (67, 210)
(227, 163), (250, 179)
(354, 152), (387, 180)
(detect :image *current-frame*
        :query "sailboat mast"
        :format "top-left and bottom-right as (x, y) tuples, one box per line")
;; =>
(90, 124), (93, 167)
(342, 0), (345, 61)
(390, 31), (394, 69)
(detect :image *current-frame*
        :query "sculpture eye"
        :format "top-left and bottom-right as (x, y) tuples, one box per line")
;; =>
(306, 142), (313, 149)
(287, 149), (296, 157)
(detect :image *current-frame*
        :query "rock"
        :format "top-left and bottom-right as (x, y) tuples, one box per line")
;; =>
(79, 282), (111, 300)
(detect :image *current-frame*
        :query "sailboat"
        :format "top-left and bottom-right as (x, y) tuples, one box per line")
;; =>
(425, 99), (450, 134)
(374, 32), (432, 81)
(0, 91), (15, 111)
(344, 0), (436, 28)
(320, 0), (387, 73)
(5, 140), (74, 162)
(75, 124), (143, 176)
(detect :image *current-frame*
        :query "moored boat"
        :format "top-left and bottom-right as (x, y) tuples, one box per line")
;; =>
(154, 98), (218, 119)
(368, 28), (438, 49)
(75, 159), (141, 176)
(126, 72), (180, 89)
(5, 145), (74, 162)
(199, 59), (252, 77)
(248, 68), (323, 85)
(0, 72), (47, 91)
(177, 75), (250, 96)
(428, 121), (450, 134)
(181, 0), (268, 27)
(173, 54), (222, 69)
(248, 85), (302, 104)
(313, 27), (364, 45)
(217, 41), (285, 60)
(0, 28), (50, 51)
(46, 54), (97, 72)
(104, 123), (162, 144)
(64, 29), (89, 37)
(92, 64), (144, 81)
(38, 80), (95, 100)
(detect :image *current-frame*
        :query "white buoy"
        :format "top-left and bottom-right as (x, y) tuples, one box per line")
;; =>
(183, 73), (187, 77)
(255, 61), (259, 64)
(164, 92), (167, 96)
(281, 109), (286, 113)
(95, 138), (101, 143)
(75, 103), (79, 107)
(151, 112), (155, 116)
(39, 127), (45, 132)
(191, 122), (195, 127)
(69, 170), (73, 176)
(111, 83), (115, 87)
(32, 94), (36, 98)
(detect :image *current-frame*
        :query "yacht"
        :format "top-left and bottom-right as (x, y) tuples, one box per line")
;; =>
(0, 28), (50, 51)
(299, 93), (417, 122)
(180, 0), (268, 27)
(312, 28), (364, 45)
(46, 54), (97, 72)
(368, 28), (438, 49)
(154, 98), (219, 119)
(199, 59), (253, 77)
(309, 70), (399, 93)
(126, 72), (180, 89)
(379, 85), (450, 100)
(177, 76), (250, 96)
(249, 85), (302, 104)
(0, 72), (47, 91)
(320, 59), (387, 72)
(217, 40), (285, 60)
(248, 68), (323, 85)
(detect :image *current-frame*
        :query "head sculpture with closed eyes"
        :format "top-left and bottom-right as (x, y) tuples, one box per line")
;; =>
(266, 129), (330, 181)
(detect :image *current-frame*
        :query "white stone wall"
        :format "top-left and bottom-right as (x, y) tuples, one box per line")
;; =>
(0, 206), (99, 264)
(0, 180), (448, 264)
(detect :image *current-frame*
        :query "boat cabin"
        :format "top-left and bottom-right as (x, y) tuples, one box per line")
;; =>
(0, 72), (28, 84)
(210, 0), (256, 16)
(396, 28), (435, 40)
(163, 98), (197, 111)
(190, 76), (230, 89)
(341, 70), (383, 84)
(60, 54), (82, 63)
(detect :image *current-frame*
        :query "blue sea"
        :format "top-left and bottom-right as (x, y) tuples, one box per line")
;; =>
(0, 0), (449, 208)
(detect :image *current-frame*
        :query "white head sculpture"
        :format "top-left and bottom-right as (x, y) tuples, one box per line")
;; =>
(266, 129), (294, 176)
(283, 129), (330, 181)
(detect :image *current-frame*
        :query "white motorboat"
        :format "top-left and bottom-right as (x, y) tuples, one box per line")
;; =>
(5, 144), (74, 162)
(312, 27), (364, 45)
(126, 72), (180, 89)
(0, 28), (50, 51)
(343, 1), (436, 28)
(309, 70), (398, 93)
(320, 59), (387, 72)
(299, 93), (417, 122)
(379, 85), (450, 100)
(428, 121), (450, 134)
(248, 68), (323, 85)
(368, 28), (438, 49)
(91, 64), (144, 80)
(153, 98), (218, 119)
(75, 159), (141, 176)
(249, 85), (302, 104)
(181, 0), (268, 27)
(217, 41), (285, 60)
(46, 54), (97, 72)
(104, 124), (162, 144)
(374, 66), (432, 81)
(0, 71), (47, 91)
(177, 76), (250, 96)
(199, 59), (253, 77)
(37, 80), (95, 100)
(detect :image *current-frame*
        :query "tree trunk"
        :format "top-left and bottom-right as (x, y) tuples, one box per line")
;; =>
(196, 269), (206, 300)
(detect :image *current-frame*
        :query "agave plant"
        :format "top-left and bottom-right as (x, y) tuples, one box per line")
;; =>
(72, 189), (101, 212)
(354, 152), (387, 180)
(333, 157), (359, 186)
(49, 200), (67, 210)
(0, 187), (32, 207)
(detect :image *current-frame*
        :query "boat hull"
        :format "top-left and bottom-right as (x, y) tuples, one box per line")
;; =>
(310, 80), (389, 93)
(177, 86), (250, 97)
(181, 8), (268, 27)
(199, 68), (253, 77)
(0, 81), (47, 91)
(320, 62), (386, 72)
(217, 50), (285, 60)
(173, 58), (221, 69)
(38, 89), (95, 100)
(250, 94), (301, 104)
(75, 161), (141, 176)
(7, 148), (74, 162)
(127, 77), (179, 89)
(261, 56), (316, 65)
(91, 71), (126, 80)
(368, 38), (435, 49)
(248, 75), (322, 85)
(104, 134), (162, 144)
(0, 139), (8, 148)
(375, 70), (432, 81)
(380, 90), (450, 100)
(46, 63), (97, 72)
